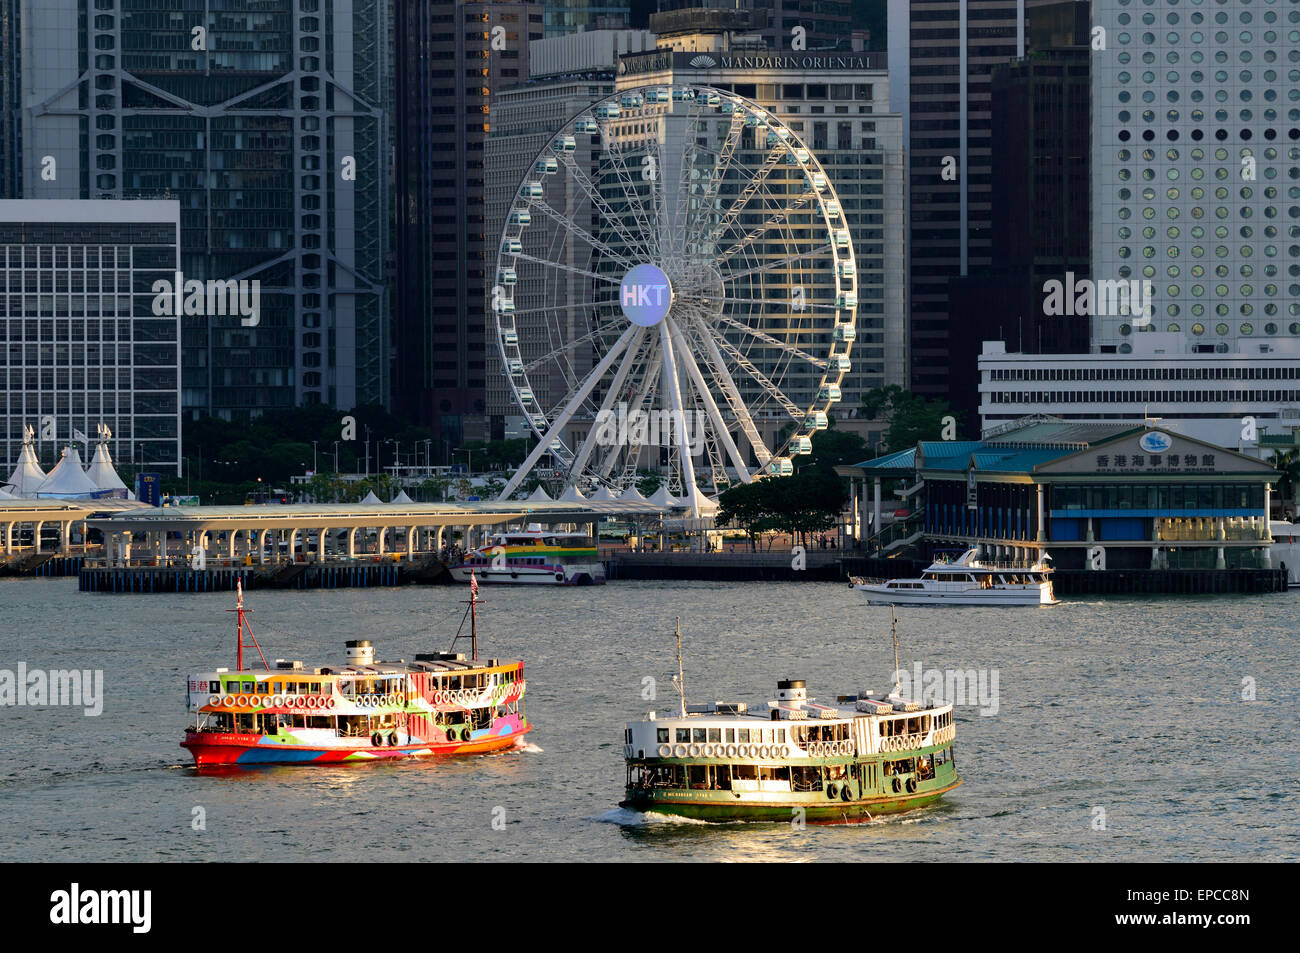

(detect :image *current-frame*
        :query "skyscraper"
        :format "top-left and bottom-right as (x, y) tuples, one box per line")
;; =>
(540, 0), (631, 36)
(1090, 0), (1299, 355)
(888, 0), (1028, 399)
(18, 0), (391, 420)
(394, 0), (543, 460)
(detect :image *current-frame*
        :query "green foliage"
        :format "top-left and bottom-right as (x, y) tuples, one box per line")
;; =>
(1269, 448), (1300, 509)
(717, 469), (846, 549)
(636, 469), (665, 496)
(861, 385), (961, 452)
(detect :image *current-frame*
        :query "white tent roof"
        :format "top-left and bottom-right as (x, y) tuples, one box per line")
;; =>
(6, 442), (46, 497)
(359, 489), (382, 504)
(674, 484), (719, 515)
(526, 485), (552, 501)
(617, 484), (648, 503)
(588, 485), (618, 502)
(647, 485), (678, 507)
(0, 485), (15, 499)
(35, 447), (100, 498)
(85, 442), (128, 492)
(391, 489), (414, 504)
(558, 484), (587, 502)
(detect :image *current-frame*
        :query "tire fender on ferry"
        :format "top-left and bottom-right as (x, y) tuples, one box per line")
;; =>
(371, 732), (383, 747)
(906, 777), (918, 793)
(826, 782), (840, 800)
(891, 777), (902, 793)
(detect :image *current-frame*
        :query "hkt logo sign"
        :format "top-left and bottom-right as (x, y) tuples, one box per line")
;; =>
(620, 264), (672, 326)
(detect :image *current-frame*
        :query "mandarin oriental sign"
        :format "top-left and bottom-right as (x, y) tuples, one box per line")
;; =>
(618, 50), (882, 76)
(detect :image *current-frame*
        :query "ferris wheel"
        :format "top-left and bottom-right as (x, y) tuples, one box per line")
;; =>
(493, 84), (857, 506)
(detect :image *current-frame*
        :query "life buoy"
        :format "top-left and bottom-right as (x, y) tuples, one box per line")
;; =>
(657, 745), (671, 758)
(324, 697), (335, 709)
(725, 744), (738, 758)
(672, 744), (687, 758)
(371, 731), (383, 747)
(305, 696), (318, 709)
(688, 744), (702, 758)
(271, 695), (285, 708)
(222, 695), (235, 708)
(207, 694), (221, 706)
(758, 745), (771, 759)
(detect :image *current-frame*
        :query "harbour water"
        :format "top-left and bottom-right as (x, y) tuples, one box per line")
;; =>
(1, 578), (1296, 862)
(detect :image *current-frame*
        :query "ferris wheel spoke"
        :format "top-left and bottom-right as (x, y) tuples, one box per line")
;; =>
(527, 198), (640, 271)
(722, 295), (840, 313)
(713, 313), (828, 368)
(556, 152), (658, 263)
(684, 319), (771, 467)
(666, 317), (753, 483)
(568, 326), (649, 482)
(521, 320), (624, 376)
(703, 149), (785, 252)
(511, 251), (622, 286)
(721, 243), (833, 283)
(669, 99), (708, 260)
(498, 325), (639, 500)
(703, 324), (804, 420)
(509, 300), (616, 320)
(714, 193), (817, 266)
(658, 320), (701, 513)
(598, 344), (662, 482)
(682, 112), (745, 257)
(599, 132), (660, 259)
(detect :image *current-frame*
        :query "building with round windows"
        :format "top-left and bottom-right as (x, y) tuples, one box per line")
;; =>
(1091, 0), (1300, 355)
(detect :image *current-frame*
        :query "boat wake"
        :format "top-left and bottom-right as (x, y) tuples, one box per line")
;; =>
(596, 807), (710, 827)
(518, 743), (544, 754)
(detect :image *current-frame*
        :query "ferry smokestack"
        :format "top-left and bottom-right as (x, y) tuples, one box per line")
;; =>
(345, 640), (375, 664)
(776, 679), (807, 704)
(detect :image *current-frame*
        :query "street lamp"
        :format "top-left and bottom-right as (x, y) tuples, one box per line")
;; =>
(453, 446), (475, 476)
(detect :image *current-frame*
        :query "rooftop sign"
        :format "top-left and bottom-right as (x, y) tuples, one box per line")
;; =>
(618, 50), (884, 76)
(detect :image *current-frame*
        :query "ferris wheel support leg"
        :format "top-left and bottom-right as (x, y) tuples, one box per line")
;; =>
(568, 326), (646, 482)
(693, 318), (772, 468)
(497, 326), (638, 501)
(658, 321), (700, 520)
(667, 317), (752, 484)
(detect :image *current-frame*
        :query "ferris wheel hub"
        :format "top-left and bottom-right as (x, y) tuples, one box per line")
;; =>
(619, 263), (673, 327)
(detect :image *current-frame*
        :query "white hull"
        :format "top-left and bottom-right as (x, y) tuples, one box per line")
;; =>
(448, 564), (605, 586)
(854, 584), (1057, 607)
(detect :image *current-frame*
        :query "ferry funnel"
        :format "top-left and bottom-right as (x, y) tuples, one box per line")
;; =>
(345, 640), (375, 664)
(776, 679), (807, 704)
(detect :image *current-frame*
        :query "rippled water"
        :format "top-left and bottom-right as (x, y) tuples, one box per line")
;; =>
(0, 577), (1296, 861)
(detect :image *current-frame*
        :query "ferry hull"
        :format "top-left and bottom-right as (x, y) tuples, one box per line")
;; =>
(182, 724), (530, 768)
(448, 565), (605, 586)
(620, 778), (961, 824)
(855, 585), (1057, 607)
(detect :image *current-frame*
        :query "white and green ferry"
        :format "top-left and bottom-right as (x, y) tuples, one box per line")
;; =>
(620, 625), (961, 823)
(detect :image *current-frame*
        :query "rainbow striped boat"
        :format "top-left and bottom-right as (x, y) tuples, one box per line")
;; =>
(182, 581), (530, 767)
(449, 523), (605, 585)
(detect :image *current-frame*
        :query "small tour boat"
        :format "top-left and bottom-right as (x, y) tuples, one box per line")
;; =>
(449, 522), (605, 585)
(850, 548), (1058, 606)
(182, 576), (530, 767)
(619, 619), (961, 823)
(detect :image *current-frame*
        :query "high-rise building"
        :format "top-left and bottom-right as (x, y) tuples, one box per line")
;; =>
(394, 0), (543, 460)
(0, 199), (181, 474)
(541, 0), (631, 36)
(0, 0), (19, 200)
(946, 1), (1091, 427)
(653, 1), (857, 51)
(18, 0), (391, 420)
(1090, 0), (1299, 356)
(888, 0), (1029, 398)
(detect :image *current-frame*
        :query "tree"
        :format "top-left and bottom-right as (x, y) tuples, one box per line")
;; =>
(861, 385), (961, 452)
(1269, 448), (1300, 516)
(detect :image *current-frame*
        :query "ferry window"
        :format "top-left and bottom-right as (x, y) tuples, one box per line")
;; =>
(657, 728), (669, 743)
(692, 728), (706, 743)
(777, 729), (786, 742)
(208, 681), (219, 694)
(241, 682), (254, 694)
(725, 728), (735, 743)
(707, 728), (721, 743)
(676, 728), (689, 743)
(738, 728), (750, 743)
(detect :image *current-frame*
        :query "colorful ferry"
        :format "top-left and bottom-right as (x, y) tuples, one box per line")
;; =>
(449, 522), (605, 585)
(182, 580), (529, 767)
(850, 548), (1058, 606)
(620, 622), (960, 823)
